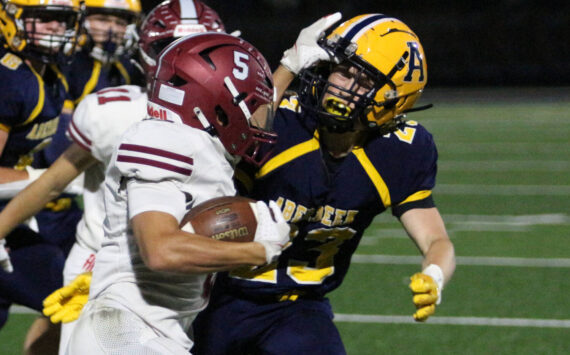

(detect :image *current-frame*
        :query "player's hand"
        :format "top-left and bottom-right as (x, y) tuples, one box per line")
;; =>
(253, 201), (291, 264)
(280, 12), (342, 74)
(409, 263), (445, 322)
(43, 272), (92, 324)
(0, 239), (13, 273)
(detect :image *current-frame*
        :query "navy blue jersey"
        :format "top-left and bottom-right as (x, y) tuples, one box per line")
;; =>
(216, 96), (438, 299)
(0, 48), (68, 169)
(0, 49), (71, 324)
(62, 49), (143, 106)
(36, 49), (142, 165)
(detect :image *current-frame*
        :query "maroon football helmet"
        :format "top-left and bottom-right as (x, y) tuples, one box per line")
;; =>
(147, 32), (277, 166)
(138, 0), (226, 80)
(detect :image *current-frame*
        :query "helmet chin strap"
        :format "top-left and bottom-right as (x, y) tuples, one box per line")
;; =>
(193, 107), (214, 134)
(224, 76), (251, 121)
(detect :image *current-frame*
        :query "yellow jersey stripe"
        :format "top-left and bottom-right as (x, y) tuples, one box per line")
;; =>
(114, 61), (130, 85)
(50, 64), (69, 92)
(398, 190), (432, 205)
(22, 65), (45, 126)
(0, 123), (10, 132)
(256, 137), (320, 179)
(74, 60), (102, 105)
(352, 148), (391, 207)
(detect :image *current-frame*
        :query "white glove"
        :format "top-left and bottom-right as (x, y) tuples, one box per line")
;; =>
(280, 12), (342, 74)
(253, 201), (291, 264)
(0, 239), (13, 273)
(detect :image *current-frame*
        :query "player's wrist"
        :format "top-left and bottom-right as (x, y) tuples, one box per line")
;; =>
(280, 51), (300, 75)
(422, 264), (444, 290)
(422, 264), (444, 305)
(256, 240), (281, 264)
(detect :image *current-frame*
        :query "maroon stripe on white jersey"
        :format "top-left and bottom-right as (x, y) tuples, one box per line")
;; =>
(116, 155), (193, 176)
(67, 120), (92, 152)
(119, 143), (194, 165)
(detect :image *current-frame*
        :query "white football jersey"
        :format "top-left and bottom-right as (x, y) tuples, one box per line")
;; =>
(67, 85), (148, 251)
(90, 119), (236, 349)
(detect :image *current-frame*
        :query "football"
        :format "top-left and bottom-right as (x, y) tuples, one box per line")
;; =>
(180, 196), (258, 243)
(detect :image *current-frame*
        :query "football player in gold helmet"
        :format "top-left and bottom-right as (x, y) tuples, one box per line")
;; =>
(0, 0), (83, 353)
(192, 13), (455, 354)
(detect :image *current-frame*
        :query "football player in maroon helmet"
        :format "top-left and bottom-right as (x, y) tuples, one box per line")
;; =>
(65, 33), (290, 354)
(138, 0), (226, 82)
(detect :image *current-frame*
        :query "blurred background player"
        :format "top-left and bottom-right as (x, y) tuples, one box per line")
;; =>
(0, 0), (227, 353)
(66, 32), (289, 354)
(192, 13), (456, 354)
(35, 0), (143, 168)
(0, 0), (83, 353)
(64, 0), (143, 105)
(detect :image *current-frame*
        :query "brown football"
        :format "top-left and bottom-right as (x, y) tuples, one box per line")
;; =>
(180, 196), (257, 243)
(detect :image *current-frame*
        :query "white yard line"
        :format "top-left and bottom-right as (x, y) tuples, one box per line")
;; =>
(438, 143), (570, 154)
(11, 306), (569, 328)
(351, 254), (570, 268)
(435, 184), (570, 195)
(333, 313), (570, 328)
(438, 160), (570, 171)
(371, 213), (570, 225)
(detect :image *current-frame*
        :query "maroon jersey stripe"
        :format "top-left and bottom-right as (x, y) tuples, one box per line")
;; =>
(119, 143), (194, 165)
(117, 155), (193, 176)
(69, 120), (92, 146)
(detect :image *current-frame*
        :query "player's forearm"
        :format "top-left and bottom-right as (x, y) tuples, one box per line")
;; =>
(0, 168), (71, 239)
(0, 151), (88, 239)
(145, 231), (267, 273)
(422, 238), (455, 284)
(0, 167), (28, 184)
(133, 211), (267, 273)
(272, 65), (297, 109)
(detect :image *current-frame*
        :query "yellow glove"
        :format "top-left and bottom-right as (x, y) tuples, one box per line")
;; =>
(43, 272), (92, 324)
(409, 264), (444, 322)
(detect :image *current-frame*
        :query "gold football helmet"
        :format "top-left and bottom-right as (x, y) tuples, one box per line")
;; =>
(82, 0), (141, 62)
(299, 14), (428, 133)
(0, 0), (83, 63)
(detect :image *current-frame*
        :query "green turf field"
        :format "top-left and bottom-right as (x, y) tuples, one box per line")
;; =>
(1, 88), (569, 354)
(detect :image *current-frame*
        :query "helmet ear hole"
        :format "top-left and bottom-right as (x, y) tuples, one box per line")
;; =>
(383, 98), (398, 109)
(199, 50), (217, 70)
(168, 74), (187, 87)
(215, 105), (229, 127)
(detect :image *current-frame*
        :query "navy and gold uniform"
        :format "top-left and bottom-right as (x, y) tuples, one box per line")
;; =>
(31, 49), (143, 254)
(63, 48), (143, 107)
(0, 48), (67, 169)
(192, 97), (438, 353)
(38, 49), (143, 162)
(0, 47), (71, 327)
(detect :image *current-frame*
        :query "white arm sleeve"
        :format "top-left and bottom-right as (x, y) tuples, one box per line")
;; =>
(127, 178), (187, 222)
(0, 171), (84, 199)
(0, 179), (32, 199)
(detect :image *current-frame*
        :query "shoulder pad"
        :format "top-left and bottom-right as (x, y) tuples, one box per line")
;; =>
(114, 121), (199, 183)
(278, 95), (301, 112)
(0, 53), (23, 71)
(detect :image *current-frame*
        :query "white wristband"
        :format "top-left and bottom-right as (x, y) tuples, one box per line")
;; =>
(422, 264), (444, 290)
(25, 166), (46, 182)
(422, 264), (444, 305)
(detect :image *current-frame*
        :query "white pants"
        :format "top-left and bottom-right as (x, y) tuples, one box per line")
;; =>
(59, 243), (97, 355)
(65, 296), (190, 355)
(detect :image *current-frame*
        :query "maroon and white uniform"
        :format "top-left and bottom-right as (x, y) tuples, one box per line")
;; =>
(76, 118), (236, 352)
(58, 85), (147, 353)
